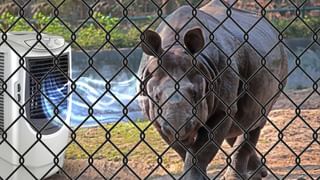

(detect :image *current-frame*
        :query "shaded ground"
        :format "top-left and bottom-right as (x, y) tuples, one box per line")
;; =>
(48, 89), (320, 180)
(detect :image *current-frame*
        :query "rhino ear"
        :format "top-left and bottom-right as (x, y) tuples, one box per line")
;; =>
(141, 30), (163, 57)
(184, 27), (205, 54)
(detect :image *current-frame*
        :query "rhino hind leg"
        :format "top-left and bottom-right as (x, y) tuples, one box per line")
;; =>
(222, 128), (262, 180)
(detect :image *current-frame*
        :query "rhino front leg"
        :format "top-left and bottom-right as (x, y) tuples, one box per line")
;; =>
(159, 131), (187, 160)
(182, 128), (223, 180)
(182, 118), (232, 180)
(223, 128), (262, 180)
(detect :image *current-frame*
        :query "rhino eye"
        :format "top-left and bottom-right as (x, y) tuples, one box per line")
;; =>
(193, 93), (197, 100)
(192, 91), (198, 101)
(154, 94), (160, 102)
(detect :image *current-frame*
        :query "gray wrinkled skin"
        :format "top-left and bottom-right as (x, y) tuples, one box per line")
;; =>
(137, 1), (288, 179)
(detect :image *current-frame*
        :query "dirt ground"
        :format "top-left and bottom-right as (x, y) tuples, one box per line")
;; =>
(48, 89), (320, 180)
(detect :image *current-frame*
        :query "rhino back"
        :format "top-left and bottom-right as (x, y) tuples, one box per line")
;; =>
(201, 0), (281, 57)
(139, 3), (287, 83)
(155, 5), (233, 50)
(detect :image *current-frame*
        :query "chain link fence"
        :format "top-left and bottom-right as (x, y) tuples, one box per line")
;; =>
(0, 0), (319, 179)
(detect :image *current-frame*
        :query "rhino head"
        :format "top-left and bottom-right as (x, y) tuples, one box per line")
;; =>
(139, 28), (211, 146)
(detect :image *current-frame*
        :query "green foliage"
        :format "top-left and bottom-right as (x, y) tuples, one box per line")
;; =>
(0, 12), (142, 49)
(75, 24), (106, 49)
(32, 12), (72, 40)
(0, 12), (318, 49)
(272, 16), (320, 38)
(0, 12), (32, 31)
(74, 12), (141, 49)
(93, 12), (119, 31)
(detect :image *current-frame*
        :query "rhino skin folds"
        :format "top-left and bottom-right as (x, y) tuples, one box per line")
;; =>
(138, 1), (288, 179)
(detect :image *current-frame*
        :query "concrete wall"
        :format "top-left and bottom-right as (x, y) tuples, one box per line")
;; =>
(72, 48), (142, 78)
(284, 38), (320, 89)
(72, 38), (320, 90)
(68, 38), (320, 126)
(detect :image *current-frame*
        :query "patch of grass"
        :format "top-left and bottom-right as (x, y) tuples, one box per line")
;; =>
(65, 120), (180, 164)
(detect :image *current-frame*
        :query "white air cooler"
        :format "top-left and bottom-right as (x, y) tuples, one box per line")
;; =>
(0, 32), (72, 180)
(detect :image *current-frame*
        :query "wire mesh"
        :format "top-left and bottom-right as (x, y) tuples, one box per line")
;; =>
(0, 0), (319, 179)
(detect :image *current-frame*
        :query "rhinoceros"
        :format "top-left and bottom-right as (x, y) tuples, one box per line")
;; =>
(137, 0), (288, 179)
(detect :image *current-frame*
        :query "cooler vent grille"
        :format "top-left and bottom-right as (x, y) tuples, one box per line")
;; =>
(27, 55), (69, 135)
